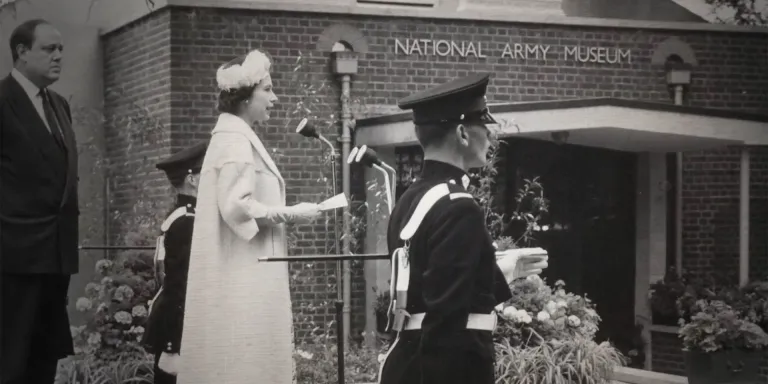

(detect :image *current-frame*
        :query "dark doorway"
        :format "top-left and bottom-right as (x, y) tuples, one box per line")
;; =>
(503, 138), (637, 347)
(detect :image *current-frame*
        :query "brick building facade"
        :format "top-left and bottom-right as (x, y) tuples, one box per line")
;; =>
(100, 3), (767, 375)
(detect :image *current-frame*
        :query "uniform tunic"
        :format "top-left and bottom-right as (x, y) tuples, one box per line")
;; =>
(142, 194), (196, 384)
(379, 160), (513, 384)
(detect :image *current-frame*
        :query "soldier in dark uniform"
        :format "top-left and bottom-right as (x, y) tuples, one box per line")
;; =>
(142, 141), (207, 383)
(378, 73), (549, 384)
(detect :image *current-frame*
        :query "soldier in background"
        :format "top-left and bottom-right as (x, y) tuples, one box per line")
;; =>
(378, 73), (549, 384)
(142, 142), (207, 383)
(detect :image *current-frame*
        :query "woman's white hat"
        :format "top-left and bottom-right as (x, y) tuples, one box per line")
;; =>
(216, 49), (272, 91)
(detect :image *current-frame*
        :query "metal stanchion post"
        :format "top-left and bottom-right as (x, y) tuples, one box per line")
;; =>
(335, 301), (345, 384)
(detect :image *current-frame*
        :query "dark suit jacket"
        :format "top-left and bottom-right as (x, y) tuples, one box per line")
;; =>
(0, 74), (79, 275)
(142, 194), (195, 355)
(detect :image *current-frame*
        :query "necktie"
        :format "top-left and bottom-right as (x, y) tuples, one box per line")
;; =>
(40, 88), (66, 150)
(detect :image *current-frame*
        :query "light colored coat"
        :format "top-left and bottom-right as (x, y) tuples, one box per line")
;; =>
(177, 113), (296, 383)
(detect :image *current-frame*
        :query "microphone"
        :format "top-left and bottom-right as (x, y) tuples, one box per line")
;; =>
(296, 117), (319, 139)
(348, 145), (395, 213)
(296, 117), (341, 257)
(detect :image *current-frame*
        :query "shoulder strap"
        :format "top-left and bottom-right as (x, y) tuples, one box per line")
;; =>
(154, 206), (194, 267)
(160, 206), (194, 232)
(398, 182), (475, 241)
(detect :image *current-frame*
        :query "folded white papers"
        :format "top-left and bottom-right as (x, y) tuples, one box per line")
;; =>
(319, 193), (349, 211)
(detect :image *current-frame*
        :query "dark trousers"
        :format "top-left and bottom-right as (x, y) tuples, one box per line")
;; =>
(378, 335), (495, 384)
(1, 273), (73, 384)
(154, 353), (177, 384)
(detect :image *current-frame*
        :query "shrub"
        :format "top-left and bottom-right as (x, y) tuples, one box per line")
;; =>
(679, 299), (768, 353)
(495, 276), (601, 347)
(495, 336), (626, 384)
(294, 327), (386, 384)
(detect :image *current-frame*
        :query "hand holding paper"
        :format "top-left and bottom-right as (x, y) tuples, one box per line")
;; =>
(496, 247), (549, 283)
(318, 193), (349, 212)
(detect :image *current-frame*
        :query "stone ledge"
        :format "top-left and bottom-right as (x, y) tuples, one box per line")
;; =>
(611, 367), (688, 384)
(649, 324), (680, 334)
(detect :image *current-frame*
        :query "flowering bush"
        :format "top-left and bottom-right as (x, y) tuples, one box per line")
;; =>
(493, 276), (625, 383)
(495, 276), (600, 347)
(71, 251), (157, 357)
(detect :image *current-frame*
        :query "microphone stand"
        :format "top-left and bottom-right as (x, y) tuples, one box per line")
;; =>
(372, 164), (393, 214)
(379, 162), (397, 205)
(317, 135), (343, 303)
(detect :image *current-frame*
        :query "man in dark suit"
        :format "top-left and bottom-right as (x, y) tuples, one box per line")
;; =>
(0, 19), (80, 384)
(142, 142), (207, 383)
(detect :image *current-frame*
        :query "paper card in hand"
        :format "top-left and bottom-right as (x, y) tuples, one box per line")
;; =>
(319, 193), (348, 211)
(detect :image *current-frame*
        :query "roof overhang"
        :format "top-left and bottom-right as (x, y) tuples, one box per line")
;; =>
(354, 98), (768, 153)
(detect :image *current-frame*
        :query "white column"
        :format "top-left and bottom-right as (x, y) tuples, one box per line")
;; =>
(635, 153), (668, 370)
(739, 147), (750, 286)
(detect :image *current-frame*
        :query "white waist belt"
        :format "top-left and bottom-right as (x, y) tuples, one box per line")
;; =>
(403, 312), (497, 332)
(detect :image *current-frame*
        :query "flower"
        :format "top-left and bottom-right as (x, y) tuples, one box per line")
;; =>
(545, 301), (558, 315)
(526, 274), (542, 283)
(85, 282), (100, 296)
(567, 315), (581, 327)
(514, 310), (532, 324)
(95, 259), (113, 274)
(114, 311), (133, 325)
(132, 305), (148, 318)
(114, 285), (134, 302)
(75, 297), (92, 312)
(536, 311), (550, 321)
(502, 306), (519, 320)
(87, 332), (102, 346)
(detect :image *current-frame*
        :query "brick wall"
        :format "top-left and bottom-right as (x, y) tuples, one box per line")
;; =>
(103, 10), (174, 240)
(102, 6), (768, 351)
(651, 331), (685, 375)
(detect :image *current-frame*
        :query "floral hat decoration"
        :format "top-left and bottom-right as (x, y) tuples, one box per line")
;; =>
(216, 49), (272, 91)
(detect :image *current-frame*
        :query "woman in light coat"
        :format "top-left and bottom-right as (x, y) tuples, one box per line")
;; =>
(174, 49), (320, 383)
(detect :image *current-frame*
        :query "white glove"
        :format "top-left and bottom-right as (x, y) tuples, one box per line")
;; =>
(496, 247), (549, 283)
(287, 202), (321, 222)
(158, 352), (180, 375)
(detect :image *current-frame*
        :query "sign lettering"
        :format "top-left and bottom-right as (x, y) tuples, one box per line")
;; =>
(393, 38), (632, 64)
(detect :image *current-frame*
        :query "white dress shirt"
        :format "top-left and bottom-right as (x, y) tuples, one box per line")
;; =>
(11, 68), (51, 133)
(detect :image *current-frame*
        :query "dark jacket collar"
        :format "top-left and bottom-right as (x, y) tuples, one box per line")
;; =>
(176, 194), (197, 209)
(420, 160), (468, 183)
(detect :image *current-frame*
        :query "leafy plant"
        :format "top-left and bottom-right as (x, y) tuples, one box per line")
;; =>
(495, 336), (626, 384)
(678, 299), (768, 353)
(648, 266), (688, 325)
(372, 287), (391, 316)
(55, 348), (154, 384)
(466, 124), (548, 250)
(293, 326), (387, 384)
